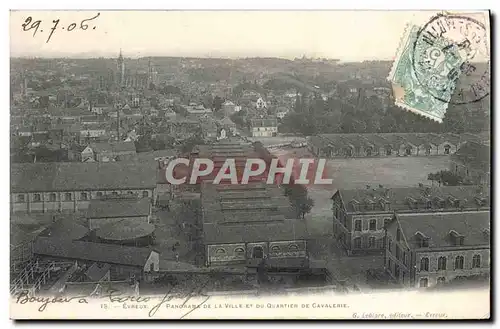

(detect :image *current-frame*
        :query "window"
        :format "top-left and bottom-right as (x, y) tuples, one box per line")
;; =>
(384, 218), (391, 227)
(396, 228), (401, 241)
(395, 265), (400, 278)
(438, 256), (447, 270)
(354, 220), (362, 232)
(49, 193), (56, 202)
(454, 256), (464, 270)
(419, 278), (428, 288)
(97, 192), (103, 198)
(354, 237), (362, 249)
(368, 237), (376, 248)
(388, 259), (392, 272)
(403, 252), (408, 266)
(425, 147), (431, 155)
(33, 193), (41, 202)
(437, 277), (446, 285)
(80, 192), (88, 200)
(395, 245), (400, 260)
(252, 246), (264, 259)
(288, 244), (299, 251)
(388, 238), (393, 253)
(420, 257), (429, 271)
(112, 191), (118, 196)
(444, 145), (451, 155)
(334, 207), (340, 219)
(369, 219), (377, 231)
(215, 248), (226, 255)
(149, 263), (155, 272)
(271, 245), (281, 252)
(234, 247), (245, 254)
(472, 254), (481, 268)
(128, 191), (134, 195)
(385, 147), (392, 156)
(17, 195), (25, 203)
(65, 193), (72, 201)
(405, 147), (412, 155)
(143, 191), (149, 198)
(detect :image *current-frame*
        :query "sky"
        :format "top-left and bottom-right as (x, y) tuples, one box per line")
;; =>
(9, 10), (490, 61)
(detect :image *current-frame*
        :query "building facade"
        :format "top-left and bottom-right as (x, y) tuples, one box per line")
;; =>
(331, 185), (490, 255)
(384, 211), (490, 288)
(11, 162), (157, 214)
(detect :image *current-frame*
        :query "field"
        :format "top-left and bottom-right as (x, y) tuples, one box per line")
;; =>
(270, 148), (452, 219)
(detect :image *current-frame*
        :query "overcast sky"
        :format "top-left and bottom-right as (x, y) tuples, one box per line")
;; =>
(10, 10), (489, 60)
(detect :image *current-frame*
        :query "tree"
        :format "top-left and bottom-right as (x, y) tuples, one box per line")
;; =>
(284, 184), (315, 219)
(212, 96), (224, 111)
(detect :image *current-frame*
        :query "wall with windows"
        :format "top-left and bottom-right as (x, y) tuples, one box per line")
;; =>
(206, 240), (307, 266)
(415, 248), (490, 288)
(11, 188), (155, 214)
(385, 226), (412, 286)
(350, 214), (393, 252)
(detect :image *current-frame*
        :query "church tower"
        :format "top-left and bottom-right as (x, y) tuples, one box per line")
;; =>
(117, 49), (125, 87)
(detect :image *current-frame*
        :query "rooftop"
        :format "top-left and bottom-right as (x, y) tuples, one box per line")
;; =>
(11, 162), (157, 192)
(87, 198), (151, 219)
(34, 237), (157, 267)
(395, 211), (490, 249)
(335, 185), (490, 213)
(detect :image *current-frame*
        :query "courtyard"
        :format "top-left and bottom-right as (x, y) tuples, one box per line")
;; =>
(270, 147), (452, 218)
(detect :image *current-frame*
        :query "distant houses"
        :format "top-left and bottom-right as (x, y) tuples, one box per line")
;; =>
(249, 117), (278, 137)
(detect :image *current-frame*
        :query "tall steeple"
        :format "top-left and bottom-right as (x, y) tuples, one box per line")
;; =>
(117, 49), (125, 87)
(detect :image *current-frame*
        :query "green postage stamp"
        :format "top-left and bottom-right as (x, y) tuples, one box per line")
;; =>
(388, 13), (490, 123)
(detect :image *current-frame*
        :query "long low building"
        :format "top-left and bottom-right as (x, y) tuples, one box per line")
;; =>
(11, 161), (157, 213)
(201, 182), (308, 269)
(308, 133), (487, 158)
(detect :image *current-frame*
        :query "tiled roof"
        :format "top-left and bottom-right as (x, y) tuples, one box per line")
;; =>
(395, 211), (490, 249)
(335, 185), (490, 213)
(250, 118), (278, 128)
(87, 198), (151, 219)
(33, 237), (156, 267)
(91, 141), (136, 153)
(95, 218), (155, 241)
(11, 162), (157, 192)
(203, 219), (308, 244)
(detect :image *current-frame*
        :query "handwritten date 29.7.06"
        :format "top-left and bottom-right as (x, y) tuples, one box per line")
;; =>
(21, 13), (100, 43)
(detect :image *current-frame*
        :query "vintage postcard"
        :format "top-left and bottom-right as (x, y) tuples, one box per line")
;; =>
(9, 10), (491, 320)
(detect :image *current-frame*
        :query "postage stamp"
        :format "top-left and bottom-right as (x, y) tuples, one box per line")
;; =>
(388, 12), (490, 122)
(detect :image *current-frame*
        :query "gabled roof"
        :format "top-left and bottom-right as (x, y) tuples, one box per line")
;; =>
(33, 237), (156, 267)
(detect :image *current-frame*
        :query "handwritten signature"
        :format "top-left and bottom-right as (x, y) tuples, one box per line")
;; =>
(21, 12), (100, 43)
(15, 279), (211, 319)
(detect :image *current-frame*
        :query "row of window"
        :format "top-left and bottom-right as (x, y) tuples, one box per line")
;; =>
(353, 236), (381, 249)
(354, 219), (390, 232)
(420, 255), (482, 271)
(419, 277), (447, 288)
(16, 190), (150, 203)
(215, 244), (300, 255)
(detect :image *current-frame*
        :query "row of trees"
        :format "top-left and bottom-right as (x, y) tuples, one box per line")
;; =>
(279, 91), (489, 135)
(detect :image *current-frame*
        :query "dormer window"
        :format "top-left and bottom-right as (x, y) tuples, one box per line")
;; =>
(449, 230), (465, 246)
(415, 231), (430, 248)
(434, 197), (445, 208)
(406, 197), (417, 209)
(448, 196), (460, 207)
(475, 197), (487, 207)
(350, 199), (360, 212)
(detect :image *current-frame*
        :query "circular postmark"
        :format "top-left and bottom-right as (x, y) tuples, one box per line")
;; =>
(412, 13), (490, 105)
